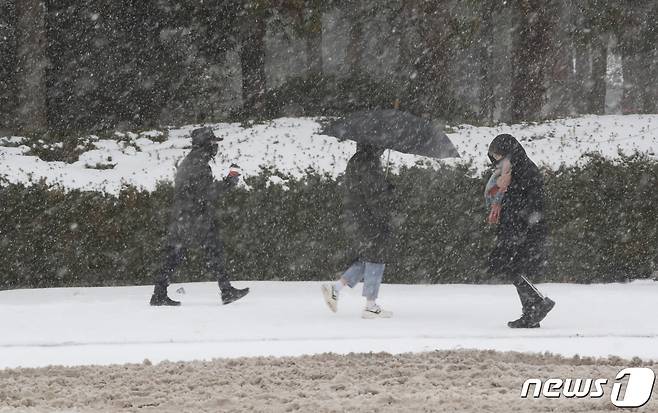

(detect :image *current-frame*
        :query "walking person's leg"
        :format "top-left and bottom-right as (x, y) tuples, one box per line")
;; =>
(321, 261), (366, 313)
(341, 260), (367, 289)
(506, 242), (555, 328)
(150, 243), (185, 306)
(203, 228), (249, 305)
(361, 262), (392, 319)
(511, 274), (542, 310)
(509, 274), (555, 328)
(204, 231), (231, 291)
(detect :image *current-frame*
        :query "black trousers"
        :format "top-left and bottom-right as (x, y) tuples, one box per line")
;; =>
(512, 275), (544, 312)
(154, 227), (231, 292)
(489, 230), (546, 312)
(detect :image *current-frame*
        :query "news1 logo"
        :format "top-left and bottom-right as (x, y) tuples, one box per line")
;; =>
(521, 368), (656, 408)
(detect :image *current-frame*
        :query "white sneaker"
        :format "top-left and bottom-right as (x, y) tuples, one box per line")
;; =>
(362, 304), (393, 319)
(321, 284), (338, 313)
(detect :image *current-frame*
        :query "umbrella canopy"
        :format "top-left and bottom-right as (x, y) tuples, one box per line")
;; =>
(321, 109), (460, 159)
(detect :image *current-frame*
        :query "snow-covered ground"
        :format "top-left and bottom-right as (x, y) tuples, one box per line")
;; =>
(1, 280), (657, 368)
(0, 114), (656, 194)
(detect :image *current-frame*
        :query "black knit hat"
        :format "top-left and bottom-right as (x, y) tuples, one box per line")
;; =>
(191, 127), (222, 147)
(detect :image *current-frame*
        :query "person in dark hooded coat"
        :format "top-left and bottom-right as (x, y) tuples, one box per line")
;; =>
(321, 142), (394, 319)
(487, 134), (555, 328)
(150, 126), (249, 306)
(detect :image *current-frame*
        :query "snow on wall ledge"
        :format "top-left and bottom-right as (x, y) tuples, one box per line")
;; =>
(0, 115), (656, 195)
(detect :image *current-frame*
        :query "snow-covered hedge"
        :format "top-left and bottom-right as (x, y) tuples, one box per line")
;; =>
(0, 155), (656, 289)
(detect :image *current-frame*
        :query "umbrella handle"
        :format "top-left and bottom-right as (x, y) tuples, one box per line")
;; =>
(385, 99), (397, 178)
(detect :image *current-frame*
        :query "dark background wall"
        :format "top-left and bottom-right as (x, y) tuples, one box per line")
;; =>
(0, 0), (656, 134)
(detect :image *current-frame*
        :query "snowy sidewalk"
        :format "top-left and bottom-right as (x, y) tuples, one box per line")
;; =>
(1, 280), (657, 368)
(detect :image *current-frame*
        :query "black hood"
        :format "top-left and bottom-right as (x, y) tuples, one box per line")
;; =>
(488, 134), (529, 168)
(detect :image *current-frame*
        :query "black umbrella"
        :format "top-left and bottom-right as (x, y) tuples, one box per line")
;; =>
(321, 109), (460, 159)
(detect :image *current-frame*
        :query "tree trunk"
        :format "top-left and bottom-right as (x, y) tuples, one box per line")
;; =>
(647, 4), (658, 113)
(587, 32), (607, 115)
(620, 51), (646, 114)
(396, 0), (413, 77)
(396, 0), (422, 107)
(618, 3), (645, 114)
(240, 15), (267, 115)
(619, 2), (657, 114)
(510, 0), (553, 122)
(14, 0), (48, 131)
(648, 47), (658, 113)
(492, 7), (515, 123)
(305, 15), (323, 75)
(0, 0), (16, 130)
(572, 39), (589, 114)
(478, 0), (495, 124)
(544, 0), (574, 118)
(346, 9), (363, 75)
(412, 2), (452, 118)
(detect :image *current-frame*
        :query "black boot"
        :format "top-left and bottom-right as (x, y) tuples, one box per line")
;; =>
(509, 296), (556, 328)
(528, 297), (555, 325)
(508, 312), (540, 328)
(150, 285), (181, 306)
(509, 276), (544, 328)
(221, 286), (249, 305)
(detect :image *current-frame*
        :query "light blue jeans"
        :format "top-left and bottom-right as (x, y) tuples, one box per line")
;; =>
(342, 261), (385, 300)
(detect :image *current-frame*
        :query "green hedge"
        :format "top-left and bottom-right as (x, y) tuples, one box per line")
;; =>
(1, 154), (657, 289)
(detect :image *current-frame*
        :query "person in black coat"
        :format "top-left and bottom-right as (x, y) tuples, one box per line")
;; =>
(150, 127), (249, 306)
(322, 142), (394, 318)
(487, 134), (555, 328)
(342, 143), (392, 264)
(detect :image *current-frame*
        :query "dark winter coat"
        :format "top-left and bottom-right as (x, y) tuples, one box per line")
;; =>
(167, 145), (234, 245)
(488, 134), (547, 278)
(342, 146), (393, 263)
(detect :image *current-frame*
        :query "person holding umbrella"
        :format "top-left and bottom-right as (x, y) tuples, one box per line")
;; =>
(320, 109), (460, 318)
(322, 142), (394, 318)
(487, 134), (555, 328)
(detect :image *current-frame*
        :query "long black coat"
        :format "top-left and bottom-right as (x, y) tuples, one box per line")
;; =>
(488, 134), (547, 278)
(168, 146), (233, 246)
(342, 148), (393, 263)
